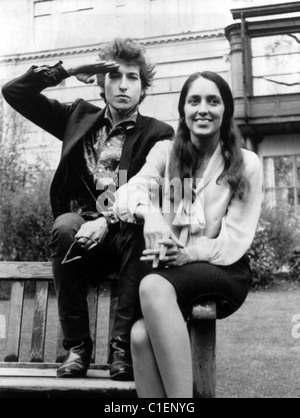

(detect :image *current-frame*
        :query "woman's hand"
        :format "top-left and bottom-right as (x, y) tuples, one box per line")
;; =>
(75, 217), (109, 250)
(67, 61), (120, 84)
(141, 237), (189, 268)
(141, 212), (185, 268)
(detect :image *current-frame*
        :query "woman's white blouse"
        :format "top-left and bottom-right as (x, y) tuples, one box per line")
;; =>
(114, 140), (263, 266)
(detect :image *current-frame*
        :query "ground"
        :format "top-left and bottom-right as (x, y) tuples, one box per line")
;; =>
(216, 278), (300, 398)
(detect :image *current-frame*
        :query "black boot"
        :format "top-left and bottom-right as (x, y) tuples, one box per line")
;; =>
(57, 338), (93, 378)
(108, 338), (134, 381)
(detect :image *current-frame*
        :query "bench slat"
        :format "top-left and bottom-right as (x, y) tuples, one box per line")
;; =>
(0, 371), (136, 396)
(0, 362), (107, 370)
(0, 367), (113, 377)
(0, 262), (53, 280)
(87, 285), (99, 364)
(0, 262), (119, 281)
(30, 281), (50, 362)
(4, 281), (25, 362)
(55, 323), (65, 363)
(108, 280), (118, 347)
(96, 284), (111, 364)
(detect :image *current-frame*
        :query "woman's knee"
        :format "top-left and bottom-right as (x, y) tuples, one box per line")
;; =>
(131, 319), (150, 353)
(139, 274), (177, 311)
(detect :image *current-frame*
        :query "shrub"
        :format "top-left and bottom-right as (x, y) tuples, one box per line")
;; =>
(0, 169), (53, 261)
(249, 204), (300, 288)
(248, 217), (277, 289)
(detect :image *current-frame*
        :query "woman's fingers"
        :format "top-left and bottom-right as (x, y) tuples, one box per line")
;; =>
(157, 235), (184, 250)
(170, 232), (184, 248)
(152, 255), (159, 269)
(141, 253), (177, 266)
(158, 244), (168, 261)
(144, 234), (151, 251)
(142, 247), (178, 268)
(158, 231), (171, 260)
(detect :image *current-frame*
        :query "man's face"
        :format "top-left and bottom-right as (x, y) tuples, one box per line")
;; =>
(104, 63), (143, 115)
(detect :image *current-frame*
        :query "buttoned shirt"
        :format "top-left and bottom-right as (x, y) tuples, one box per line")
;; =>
(114, 140), (263, 266)
(69, 106), (138, 215)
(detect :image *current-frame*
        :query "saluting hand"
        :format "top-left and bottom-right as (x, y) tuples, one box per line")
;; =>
(67, 61), (119, 84)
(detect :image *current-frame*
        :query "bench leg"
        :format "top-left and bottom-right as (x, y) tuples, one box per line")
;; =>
(190, 319), (216, 398)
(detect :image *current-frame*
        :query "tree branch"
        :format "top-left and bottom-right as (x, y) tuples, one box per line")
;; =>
(253, 76), (300, 87)
(287, 34), (300, 44)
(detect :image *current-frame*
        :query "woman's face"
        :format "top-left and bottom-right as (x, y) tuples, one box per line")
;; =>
(183, 77), (225, 148)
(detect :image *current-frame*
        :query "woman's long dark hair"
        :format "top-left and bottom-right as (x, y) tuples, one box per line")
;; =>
(169, 71), (249, 201)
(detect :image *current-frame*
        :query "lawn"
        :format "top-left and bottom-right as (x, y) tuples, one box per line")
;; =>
(216, 280), (300, 398)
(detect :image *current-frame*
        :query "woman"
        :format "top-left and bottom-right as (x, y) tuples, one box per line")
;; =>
(113, 71), (263, 398)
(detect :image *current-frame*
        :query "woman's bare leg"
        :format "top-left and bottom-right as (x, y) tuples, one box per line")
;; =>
(131, 319), (166, 398)
(139, 274), (193, 398)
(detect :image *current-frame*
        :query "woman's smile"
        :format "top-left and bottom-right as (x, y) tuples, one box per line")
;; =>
(184, 77), (225, 148)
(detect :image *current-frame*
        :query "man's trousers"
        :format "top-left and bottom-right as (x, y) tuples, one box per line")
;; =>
(49, 213), (150, 345)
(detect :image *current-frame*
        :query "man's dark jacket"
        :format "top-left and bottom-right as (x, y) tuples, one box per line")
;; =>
(2, 65), (174, 219)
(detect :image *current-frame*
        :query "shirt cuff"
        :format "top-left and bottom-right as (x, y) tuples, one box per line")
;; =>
(185, 239), (212, 263)
(32, 60), (71, 87)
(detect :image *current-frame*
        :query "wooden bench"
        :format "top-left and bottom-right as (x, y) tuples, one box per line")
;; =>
(0, 261), (216, 398)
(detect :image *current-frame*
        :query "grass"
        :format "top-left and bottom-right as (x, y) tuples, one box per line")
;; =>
(1, 279), (299, 398)
(216, 279), (300, 398)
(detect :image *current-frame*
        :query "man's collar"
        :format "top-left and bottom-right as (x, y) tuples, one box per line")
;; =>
(104, 105), (138, 128)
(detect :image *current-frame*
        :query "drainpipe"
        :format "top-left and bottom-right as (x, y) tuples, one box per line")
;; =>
(240, 13), (249, 124)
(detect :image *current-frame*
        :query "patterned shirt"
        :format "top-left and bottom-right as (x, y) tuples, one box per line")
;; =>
(84, 106), (137, 189)
(69, 106), (138, 216)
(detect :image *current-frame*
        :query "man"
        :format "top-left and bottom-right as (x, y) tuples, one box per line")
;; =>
(2, 38), (174, 381)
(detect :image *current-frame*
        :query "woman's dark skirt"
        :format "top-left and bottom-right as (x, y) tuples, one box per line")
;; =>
(150, 255), (252, 320)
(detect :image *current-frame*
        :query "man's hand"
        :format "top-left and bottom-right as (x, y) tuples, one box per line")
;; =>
(67, 61), (119, 84)
(75, 217), (109, 250)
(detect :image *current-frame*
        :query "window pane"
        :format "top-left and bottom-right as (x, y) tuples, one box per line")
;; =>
(34, 0), (52, 17)
(263, 156), (294, 188)
(265, 188), (295, 207)
(263, 157), (275, 188)
(274, 156), (294, 187)
(252, 34), (300, 96)
(296, 156), (300, 186)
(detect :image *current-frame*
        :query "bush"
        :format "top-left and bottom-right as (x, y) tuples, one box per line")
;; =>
(249, 204), (300, 288)
(248, 217), (277, 289)
(0, 169), (53, 261)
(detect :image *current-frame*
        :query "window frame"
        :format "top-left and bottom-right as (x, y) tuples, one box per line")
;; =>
(263, 154), (300, 207)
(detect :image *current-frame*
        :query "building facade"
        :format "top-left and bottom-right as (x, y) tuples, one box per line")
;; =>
(0, 0), (300, 207)
(225, 2), (300, 207)
(0, 0), (233, 168)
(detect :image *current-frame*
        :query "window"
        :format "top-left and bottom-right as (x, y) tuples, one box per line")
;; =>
(263, 155), (300, 207)
(252, 33), (300, 96)
(33, 0), (95, 48)
(115, 0), (126, 17)
(34, 0), (53, 17)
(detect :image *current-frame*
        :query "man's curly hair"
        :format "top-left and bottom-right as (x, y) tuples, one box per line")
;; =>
(96, 38), (156, 104)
